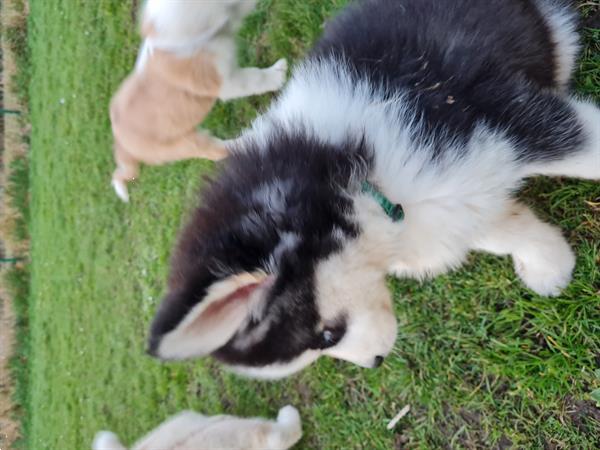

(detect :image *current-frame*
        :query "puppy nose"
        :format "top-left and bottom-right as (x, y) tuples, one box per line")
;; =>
(373, 355), (384, 368)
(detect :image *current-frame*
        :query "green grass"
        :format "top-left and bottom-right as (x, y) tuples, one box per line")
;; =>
(19, 0), (600, 449)
(5, 264), (31, 449)
(3, 0), (31, 106)
(4, 155), (30, 244)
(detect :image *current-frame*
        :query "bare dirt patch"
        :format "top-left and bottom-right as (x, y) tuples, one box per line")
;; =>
(0, 0), (29, 257)
(0, 283), (19, 449)
(0, 0), (30, 448)
(563, 396), (600, 435)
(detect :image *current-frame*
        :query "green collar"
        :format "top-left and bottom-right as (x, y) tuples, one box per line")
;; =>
(361, 181), (405, 222)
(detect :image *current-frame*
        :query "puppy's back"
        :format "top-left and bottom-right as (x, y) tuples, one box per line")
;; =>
(110, 48), (221, 147)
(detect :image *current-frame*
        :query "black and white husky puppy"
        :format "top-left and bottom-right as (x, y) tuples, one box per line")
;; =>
(148, 0), (599, 378)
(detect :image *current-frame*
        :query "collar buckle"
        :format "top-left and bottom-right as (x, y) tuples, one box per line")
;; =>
(361, 181), (404, 223)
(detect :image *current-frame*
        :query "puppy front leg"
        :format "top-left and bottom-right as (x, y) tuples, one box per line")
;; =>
(473, 201), (575, 297)
(218, 59), (288, 101)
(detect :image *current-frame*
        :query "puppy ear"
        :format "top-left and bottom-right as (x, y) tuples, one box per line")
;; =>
(149, 272), (272, 360)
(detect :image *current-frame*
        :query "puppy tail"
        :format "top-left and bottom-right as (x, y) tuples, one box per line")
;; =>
(92, 431), (128, 450)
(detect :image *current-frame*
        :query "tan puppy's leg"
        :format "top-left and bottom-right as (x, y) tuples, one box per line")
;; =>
(111, 132), (226, 203)
(151, 131), (228, 163)
(218, 59), (288, 101)
(112, 143), (140, 203)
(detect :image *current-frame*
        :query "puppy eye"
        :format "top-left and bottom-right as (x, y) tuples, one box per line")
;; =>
(320, 329), (341, 348)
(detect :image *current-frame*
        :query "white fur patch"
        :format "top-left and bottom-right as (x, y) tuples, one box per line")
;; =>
(134, 39), (153, 73)
(92, 431), (126, 450)
(111, 179), (130, 203)
(142, 0), (231, 52)
(315, 236), (397, 368)
(533, 0), (580, 89)
(268, 232), (300, 269)
(94, 407), (301, 450)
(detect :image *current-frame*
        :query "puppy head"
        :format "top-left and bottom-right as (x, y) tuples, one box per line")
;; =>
(148, 135), (397, 378)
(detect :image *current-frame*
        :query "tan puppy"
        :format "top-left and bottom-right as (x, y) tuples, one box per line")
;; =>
(92, 405), (302, 450)
(111, 0), (288, 202)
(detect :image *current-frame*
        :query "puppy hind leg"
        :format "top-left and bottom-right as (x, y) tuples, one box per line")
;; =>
(526, 99), (600, 180)
(473, 201), (575, 297)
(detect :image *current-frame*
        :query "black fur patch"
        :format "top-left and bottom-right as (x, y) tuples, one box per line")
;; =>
(311, 0), (584, 162)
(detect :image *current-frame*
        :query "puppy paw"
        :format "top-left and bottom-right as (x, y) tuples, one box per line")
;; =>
(92, 431), (125, 450)
(112, 179), (130, 203)
(513, 232), (575, 297)
(265, 58), (288, 92)
(272, 405), (302, 447)
(277, 405), (300, 427)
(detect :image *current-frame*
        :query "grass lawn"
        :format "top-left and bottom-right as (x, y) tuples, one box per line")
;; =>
(21, 0), (600, 448)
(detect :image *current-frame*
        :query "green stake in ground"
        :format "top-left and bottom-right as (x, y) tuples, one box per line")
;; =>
(361, 180), (405, 222)
(0, 257), (24, 263)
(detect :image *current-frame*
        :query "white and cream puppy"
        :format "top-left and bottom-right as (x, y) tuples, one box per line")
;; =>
(92, 405), (302, 450)
(110, 0), (287, 202)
